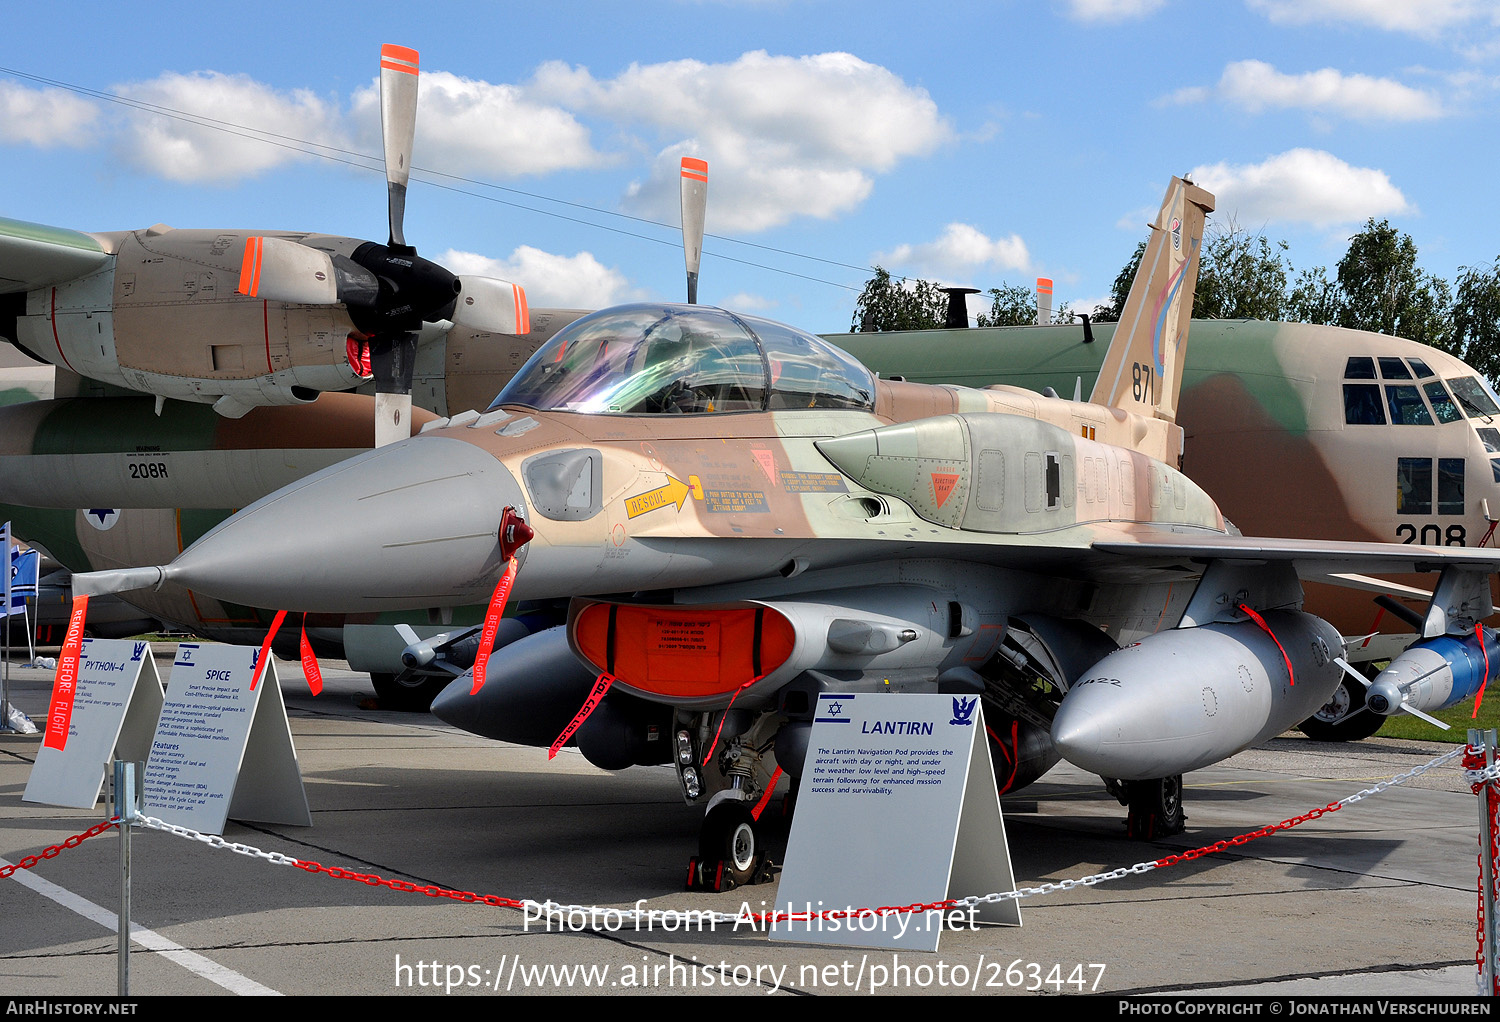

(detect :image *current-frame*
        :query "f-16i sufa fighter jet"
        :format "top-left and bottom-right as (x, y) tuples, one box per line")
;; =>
(0, 45), (529, 450)
(74, 174), (1500, 884)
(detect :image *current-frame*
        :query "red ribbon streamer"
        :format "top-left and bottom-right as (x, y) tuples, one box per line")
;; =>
(470, 556), (518, 695)
(1474, 624), (1489, 719)
(1238, 603), (1293, 686)
(251, 609), (287, 691)
(751, 767), (784, 822)
(43, 594), (89, 751)
(549, 672), (615, 759)
(300, 619), (323, 696)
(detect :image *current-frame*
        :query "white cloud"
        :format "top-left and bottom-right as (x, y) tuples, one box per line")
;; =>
(0, 82), (100, 147)
(350, 72), (607, 178)
(1214, 60), (1443, 120)
(438, 246), (645, 309)
(113, 72), (345, 183)
(1058, 0), (1166, 21)
(877, 223), (1030, 279)
(720, 291), (775, 312)
(1188, 149), (1412, 228)
(531, 51), (952, 232)
(1247, 0), (1494, 36)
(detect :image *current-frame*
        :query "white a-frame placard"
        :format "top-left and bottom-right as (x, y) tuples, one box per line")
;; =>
(24, 639), (164, 809)
(143, 642), (310, 834)
(770, 692), (1020, 952)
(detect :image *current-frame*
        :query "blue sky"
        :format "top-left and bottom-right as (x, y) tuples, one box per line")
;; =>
(3, 0), (1496, 333)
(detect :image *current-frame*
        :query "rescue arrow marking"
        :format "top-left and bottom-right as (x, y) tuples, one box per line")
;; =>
(625, 475), (693, 519)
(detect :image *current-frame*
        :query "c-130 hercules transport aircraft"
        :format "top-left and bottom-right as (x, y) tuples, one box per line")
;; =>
(73, 171), (1500, 887)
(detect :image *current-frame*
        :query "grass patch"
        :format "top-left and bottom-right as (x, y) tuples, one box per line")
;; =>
(1370, 691), (1500, 742)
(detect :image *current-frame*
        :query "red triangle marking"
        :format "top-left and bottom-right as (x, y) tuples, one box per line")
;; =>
(931, 472), (960, 507)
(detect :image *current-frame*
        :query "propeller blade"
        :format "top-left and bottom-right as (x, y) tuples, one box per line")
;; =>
(379, 44), (420, 249)
(371, 329), (420, 448)
(680, 157), (707, 304)
(235, 237), (338, 305)
(451, 276), (531, 335)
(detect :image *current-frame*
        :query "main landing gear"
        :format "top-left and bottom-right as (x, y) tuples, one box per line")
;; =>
(1298, 673), (1384, 742)
(1106, 775), (1186, 839)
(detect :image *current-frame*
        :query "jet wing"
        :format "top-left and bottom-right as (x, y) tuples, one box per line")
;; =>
(1092, 531), (1500, 576)
(0, 216), (112, 293)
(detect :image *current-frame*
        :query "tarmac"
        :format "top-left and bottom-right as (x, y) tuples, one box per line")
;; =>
(0, 645), (1494, 998)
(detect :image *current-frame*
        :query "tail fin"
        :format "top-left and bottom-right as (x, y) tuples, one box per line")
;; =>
(1089, 177), (1214, 423)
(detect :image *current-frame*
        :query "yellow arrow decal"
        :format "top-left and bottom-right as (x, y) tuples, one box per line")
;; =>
(625, 475), (694, 519)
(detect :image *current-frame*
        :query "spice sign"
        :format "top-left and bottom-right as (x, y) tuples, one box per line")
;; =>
(143, 643), (310, 834)
(771, 693), (1019, 952)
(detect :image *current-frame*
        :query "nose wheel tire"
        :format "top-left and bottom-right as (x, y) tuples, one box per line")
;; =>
(687, 801), (776, 892)
(1123, 775), (1185, 839)
(370, 672), (449, 712)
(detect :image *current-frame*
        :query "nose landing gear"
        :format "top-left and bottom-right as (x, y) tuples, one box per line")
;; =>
(686, 800), (778, 892)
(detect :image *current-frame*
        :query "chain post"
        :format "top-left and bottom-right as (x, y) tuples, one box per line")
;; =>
(1475, 730), (1499, 996)
(112, 761), (142, 997)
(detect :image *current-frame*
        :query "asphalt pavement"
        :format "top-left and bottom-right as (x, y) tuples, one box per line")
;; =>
(0, 646), (1493, 998)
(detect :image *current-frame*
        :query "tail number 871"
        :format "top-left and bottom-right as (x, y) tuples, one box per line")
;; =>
(1132, 362), (1156, 405)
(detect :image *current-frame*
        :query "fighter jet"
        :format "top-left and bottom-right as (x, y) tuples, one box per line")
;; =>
(74, 175), (1500, 884)
(0, 45), (530, 449)
(839, 318), (1500, 740)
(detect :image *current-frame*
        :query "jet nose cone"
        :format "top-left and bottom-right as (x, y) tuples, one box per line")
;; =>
(166, 436), (525, 613)
(1049, 700), (1104, 767)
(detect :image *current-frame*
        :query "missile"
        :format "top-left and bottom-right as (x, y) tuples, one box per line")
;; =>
(1052, 611), (1344, 780)
(1362, 629), (1499, 718)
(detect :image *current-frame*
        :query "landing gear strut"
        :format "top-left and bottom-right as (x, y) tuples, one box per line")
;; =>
(1108, 775), (1186, 839)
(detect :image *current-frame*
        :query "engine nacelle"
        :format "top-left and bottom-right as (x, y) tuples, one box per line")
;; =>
(1052, 611), (1343, 780)
(1365, 630), (1499, 717)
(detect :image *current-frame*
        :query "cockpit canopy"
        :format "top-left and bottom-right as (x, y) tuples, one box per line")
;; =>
(491, 304), (876, 415)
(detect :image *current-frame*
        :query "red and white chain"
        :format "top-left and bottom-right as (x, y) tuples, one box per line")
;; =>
(109, 746), (1468, 929)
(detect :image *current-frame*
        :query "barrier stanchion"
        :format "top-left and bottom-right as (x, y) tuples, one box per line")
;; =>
(1471, 730), (1499, 996)
(112, 760), (142, 996)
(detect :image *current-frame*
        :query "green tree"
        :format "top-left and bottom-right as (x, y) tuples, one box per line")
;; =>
(975, 282), (1034, 327)
(1193, 223), (1290, 321)
(1286, 265), (1341, 325)
(974, 282), (1072, 327)
(1335, 218), (1452, 347)
(1447, 257), (1500, 382)
(849, 266), (948, 332)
